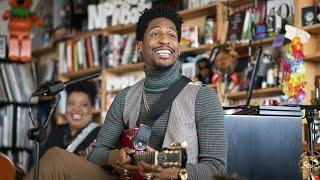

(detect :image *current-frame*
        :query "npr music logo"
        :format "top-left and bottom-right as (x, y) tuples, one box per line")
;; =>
(87, 0), (151, 30)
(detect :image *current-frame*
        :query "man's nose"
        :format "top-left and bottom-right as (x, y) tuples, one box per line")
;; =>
(158, 34), (169, 44)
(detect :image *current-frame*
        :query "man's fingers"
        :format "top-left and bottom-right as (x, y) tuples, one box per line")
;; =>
(139, 161), (161, 172)
(139, 161), (152, 170)
(138, 162), (146, 174)
(124, 147), (135, 154)
(123, 164), (138, 173)
(145, 146), (155, 152)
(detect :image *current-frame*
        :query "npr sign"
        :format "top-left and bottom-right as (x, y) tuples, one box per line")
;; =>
(87, 0), (151, 30)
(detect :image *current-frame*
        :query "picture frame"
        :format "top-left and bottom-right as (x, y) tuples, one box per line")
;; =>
(302, 6), (318, 26)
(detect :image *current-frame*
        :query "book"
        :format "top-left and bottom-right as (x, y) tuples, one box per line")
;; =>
(180, 26), (199, 48)
(226, 11), (246, 42)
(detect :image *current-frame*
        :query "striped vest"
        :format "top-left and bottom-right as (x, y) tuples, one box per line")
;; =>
(123, 79), (202, 164)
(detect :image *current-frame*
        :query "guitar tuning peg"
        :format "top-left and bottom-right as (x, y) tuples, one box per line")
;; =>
(171, 142), (178, 147)
(181, 141), (187, 148)
(171, 141), (188, 148)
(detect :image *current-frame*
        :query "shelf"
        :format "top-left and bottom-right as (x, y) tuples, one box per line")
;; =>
(303, 143), (320, 151)
(305, 53), (320, 63)
(227, 86), (283, 100)
(232, 36), (277, 54)
(61, 67), (102, 79)
(106, 89), (122, 94)
(93, 109), (102, 114)
(0, 147), (33, 152)
(180, 44), (215, 54)
(302, 23), (320, 34)
(105, 62), (144, 74)
(179, 2), (217, 19)
(73, 29), (106, 42)
(32, 45), (55, 57)
(67, 3), (219, 41)
(229, 0), (252, 7)
(0, 101), (36, 107)
(107, 23), (136, 34)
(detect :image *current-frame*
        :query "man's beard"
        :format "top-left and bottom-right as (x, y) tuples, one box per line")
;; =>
(154, 62), (174, 71)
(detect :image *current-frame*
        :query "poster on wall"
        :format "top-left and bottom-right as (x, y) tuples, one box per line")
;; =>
(266, 0), (295, 20)
(266, 0), (294, 35)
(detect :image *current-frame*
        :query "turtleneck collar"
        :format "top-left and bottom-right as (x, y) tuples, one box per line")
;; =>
(143, 61), (182, 93)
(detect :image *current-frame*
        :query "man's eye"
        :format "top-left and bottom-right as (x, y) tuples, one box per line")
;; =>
(151, 32), (159, 37)
(81, 103), (89, 107)
(169, 34), (176, 38)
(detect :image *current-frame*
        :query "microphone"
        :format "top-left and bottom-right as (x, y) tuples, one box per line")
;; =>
(31, 72), (100, 97)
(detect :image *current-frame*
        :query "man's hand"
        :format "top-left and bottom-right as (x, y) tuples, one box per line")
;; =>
(137, 146), (179, 180)
(138, 161), (179, 180)
(107, 147), (138, 175)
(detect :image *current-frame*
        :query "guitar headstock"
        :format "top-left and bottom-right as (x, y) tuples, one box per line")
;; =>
(131, 141), (188, 168)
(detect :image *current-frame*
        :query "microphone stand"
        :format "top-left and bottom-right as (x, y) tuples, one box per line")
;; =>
(27, 93), (60, 180)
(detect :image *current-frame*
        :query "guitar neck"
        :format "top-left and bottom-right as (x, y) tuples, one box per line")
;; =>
(131, 149), (184, 168)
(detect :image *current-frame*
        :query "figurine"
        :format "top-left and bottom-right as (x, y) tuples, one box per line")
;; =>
(256, 46), (280, 88)
(195, 57), (212, 84)
(2, 0), (43, 62)
(211, 46), (239, 87)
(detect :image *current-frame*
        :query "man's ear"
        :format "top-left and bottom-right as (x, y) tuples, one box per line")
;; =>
(136, 41), (142, 54)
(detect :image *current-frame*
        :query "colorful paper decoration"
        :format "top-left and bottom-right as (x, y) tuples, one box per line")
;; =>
(282, 36), (307, 104)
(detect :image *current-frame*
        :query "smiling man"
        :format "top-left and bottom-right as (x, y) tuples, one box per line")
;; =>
(24, 6), (227, 180)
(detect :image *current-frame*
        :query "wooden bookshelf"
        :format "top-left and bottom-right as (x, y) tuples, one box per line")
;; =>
(0, 101), (37, 106)
(305, 53), (320, 63)
(92, 109), (102, 114)
(179, 2), (217, 19)
(61, 67), (102, 79)
(32, 45), (55, 57)
(73, 29), (106, 42)
(107, 23), (136, 34)
(106, 89), (122, 94)
(303, 143), (320, 151)
(230, 0), (252, 7)
(180, 44), (215, 54)
(227, 86), (283, 100)
(231, 36), (277, 54)
(302, 23), (320, 34)
(58, 2), (220, 43)
(105, 62), (144, 74)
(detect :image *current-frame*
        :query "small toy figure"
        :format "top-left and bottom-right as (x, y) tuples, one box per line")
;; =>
(211, 46), (239, 86)
(195, 57), (212, 84)
(256, 46), (277, 88)
(2, 0), (43, 62)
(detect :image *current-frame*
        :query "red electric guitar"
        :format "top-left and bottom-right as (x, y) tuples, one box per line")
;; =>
(121, 128), (187, 180)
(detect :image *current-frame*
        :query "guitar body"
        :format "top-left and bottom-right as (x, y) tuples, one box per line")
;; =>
(121, 128), (187, 180)
(121, 128), (144, 180)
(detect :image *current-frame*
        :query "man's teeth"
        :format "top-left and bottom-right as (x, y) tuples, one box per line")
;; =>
(156, 50), (171, 55)
(72, 114), (82, 120)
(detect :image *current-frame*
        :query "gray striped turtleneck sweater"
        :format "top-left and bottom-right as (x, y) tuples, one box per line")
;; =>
(88, 61), (227, 179)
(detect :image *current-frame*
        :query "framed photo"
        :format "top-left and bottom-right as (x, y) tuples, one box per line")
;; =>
(302, 6), (318, 26)
(0, 35), (6, 60)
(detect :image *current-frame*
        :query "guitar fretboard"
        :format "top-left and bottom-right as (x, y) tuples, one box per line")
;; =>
(131, 150), (182, 168)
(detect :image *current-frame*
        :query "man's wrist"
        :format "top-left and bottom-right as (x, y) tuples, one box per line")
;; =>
(170, 167), (180, 180)
(106, 149), (119, 168)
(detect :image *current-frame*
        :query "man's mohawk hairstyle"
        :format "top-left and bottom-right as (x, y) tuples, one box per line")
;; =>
(136, 5), (183, 41)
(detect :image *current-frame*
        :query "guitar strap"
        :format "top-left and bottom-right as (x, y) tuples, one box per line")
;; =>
(133, 76), (191, 151)
(66, 122), (99, 153)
